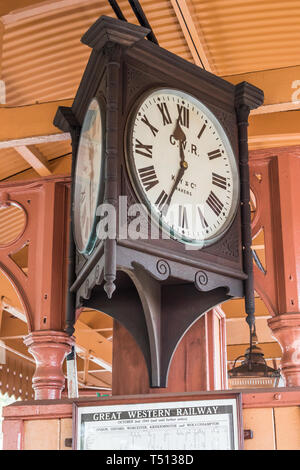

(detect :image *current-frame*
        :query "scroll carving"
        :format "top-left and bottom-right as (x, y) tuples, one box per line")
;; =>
(156, 259), (171, 281)
(195, 270), (208, 289)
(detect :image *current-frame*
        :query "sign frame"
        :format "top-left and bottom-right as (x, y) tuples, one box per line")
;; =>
(72, 392), (244, 450)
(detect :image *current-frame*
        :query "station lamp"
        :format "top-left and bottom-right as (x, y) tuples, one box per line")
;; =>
(228, 325), (281, 389)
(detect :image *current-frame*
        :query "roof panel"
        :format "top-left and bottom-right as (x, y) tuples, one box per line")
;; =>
(193, 0), (300, 75)
(1, 0), (192, 106)
(0, 148), (31, 180)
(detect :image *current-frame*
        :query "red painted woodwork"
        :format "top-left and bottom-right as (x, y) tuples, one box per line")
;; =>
(250, 146), (300, 315)
(268, 314), (300, 387)
(250, 145), (300, 386)
(0, 176), (72, 399)
(0, 176), (71, 331)
(112, 309), (227, 395)
(2, 419), (23, 450)
(241, 386), (300, 408)
(24, 330), (74, 400)
(3, 387), (300, 449)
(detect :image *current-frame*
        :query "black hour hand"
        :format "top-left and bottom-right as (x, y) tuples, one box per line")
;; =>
(172, 118), (186, 141)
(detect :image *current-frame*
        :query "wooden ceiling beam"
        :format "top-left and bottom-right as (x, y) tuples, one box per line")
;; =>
(14, 145), (52, 176)
(0, 132), (70, 150)
(75, 338), (112, 372)
(78, 381), (111, 391)
(76, 346), (112, 373)
(0, 99), (72, 143)
(0, 335), (25, 340)
(249, 133), (300, 150)
(0, 341), (34, 364)
(248, 109), (300, 150)
(88, 375), (111, 389)
(251, 102), (300, 116)
(0, 297), (27, 323)
(79, 372), (111, 389)
(223, 65), (300, 110)
(75, 320), (112, 367)
(170, 0), (215, 73)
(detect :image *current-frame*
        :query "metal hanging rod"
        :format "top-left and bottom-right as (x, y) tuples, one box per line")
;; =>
(107, 0), (127, 22)
(108, 0), (159, 45)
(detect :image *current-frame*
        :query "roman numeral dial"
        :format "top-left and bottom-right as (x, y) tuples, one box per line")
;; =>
(127, 88), (239, 247)
(206, 191), (224, 216)
(212, 173), (227, 190)
(135, 139), (153, 158)
(138, 166), (159, 191)
(157, 102), (172, 125)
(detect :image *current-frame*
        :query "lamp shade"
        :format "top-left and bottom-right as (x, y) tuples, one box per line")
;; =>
(228, 334), (281, 389)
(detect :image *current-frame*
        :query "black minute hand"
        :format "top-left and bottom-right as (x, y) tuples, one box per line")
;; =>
(162, 164), (185, 216)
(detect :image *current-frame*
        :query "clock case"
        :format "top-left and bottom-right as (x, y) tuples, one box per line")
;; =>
(54, 16), (264, 387)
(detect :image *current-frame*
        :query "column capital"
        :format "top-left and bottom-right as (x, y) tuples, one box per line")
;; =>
(24, 330), (74, 400)
(268, 313), (300, 387)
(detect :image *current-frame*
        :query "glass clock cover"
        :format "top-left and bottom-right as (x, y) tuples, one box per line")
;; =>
(126, 88), (239, 247)
(73, 98), (104, 254)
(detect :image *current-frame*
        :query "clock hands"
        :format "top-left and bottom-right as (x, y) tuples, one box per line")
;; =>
(162, 119), (188, 217)
(162, 166), (185, 217)
(172, 118), (187, 165)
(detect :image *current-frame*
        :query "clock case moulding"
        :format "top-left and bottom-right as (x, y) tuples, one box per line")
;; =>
(54, 16), (264, 388)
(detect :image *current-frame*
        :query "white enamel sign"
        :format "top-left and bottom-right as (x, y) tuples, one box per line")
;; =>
(75, 398), (241, 450)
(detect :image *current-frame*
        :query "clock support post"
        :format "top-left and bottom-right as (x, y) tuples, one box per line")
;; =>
(102, 43), (121, 299)
(54, 107), (81, 338)
(235, 83), (264, 338)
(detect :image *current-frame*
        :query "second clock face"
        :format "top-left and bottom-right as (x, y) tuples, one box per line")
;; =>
(73, 97), (104, 254)
(126, 88), (239, 247)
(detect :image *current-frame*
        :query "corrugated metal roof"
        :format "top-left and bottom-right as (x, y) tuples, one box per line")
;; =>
(0, 148), (31, 181)
(1, 0), (191, 106)
(1, 1), (299, 103)
(0, 141), (72, 180)
(0, 204), (26, 245)
(194, 0), (300, 75)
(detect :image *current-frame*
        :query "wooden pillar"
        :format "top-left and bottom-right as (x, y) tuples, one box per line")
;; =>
(0, 176), (74, 399)
(267, 152), (300, 386)
(112, 308), (227, 395)
(250, 147), (300, 387)
(268, 314), (300, 387)
(32, 180), (70, 332)
(25, 179), (74, 398)
(24, 330), (73, 400)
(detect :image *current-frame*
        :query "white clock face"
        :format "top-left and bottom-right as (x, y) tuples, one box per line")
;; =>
(73, 98), (104, 254)
(126, 88), (239, 247)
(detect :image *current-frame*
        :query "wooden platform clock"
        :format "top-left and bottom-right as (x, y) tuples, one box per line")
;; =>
(54, 16), (264, 387)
